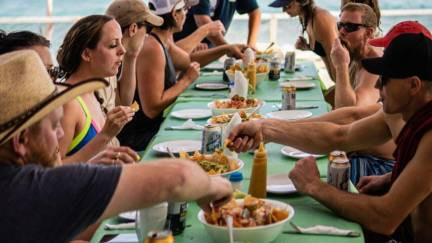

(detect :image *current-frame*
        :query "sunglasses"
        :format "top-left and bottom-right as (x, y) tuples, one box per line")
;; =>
(47, 66), (64, 82)
(282, 1), (295, 11)
(337, 22), (369, 33)
(375, 76), (390, 89)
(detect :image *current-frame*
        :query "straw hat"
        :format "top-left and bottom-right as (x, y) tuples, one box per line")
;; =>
(0, 50), (108, 145)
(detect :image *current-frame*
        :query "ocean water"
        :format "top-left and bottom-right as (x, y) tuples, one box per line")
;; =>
(0, 0), (431, 54)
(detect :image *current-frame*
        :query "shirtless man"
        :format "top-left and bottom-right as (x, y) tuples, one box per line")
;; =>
(331, 3), (381, 108)
(228, 32), (432, 242)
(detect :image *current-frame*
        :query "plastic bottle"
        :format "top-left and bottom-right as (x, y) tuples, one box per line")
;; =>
(248, 142), (267, 198)
(246, 61), (257, 94)
(229, 171), (244, 191)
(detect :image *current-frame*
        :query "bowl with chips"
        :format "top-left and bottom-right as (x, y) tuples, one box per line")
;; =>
(198, 196), (294, 243)
(207, 111), (264, 126)
(179, 150), (243, 178)
(208, 95), (264, 116)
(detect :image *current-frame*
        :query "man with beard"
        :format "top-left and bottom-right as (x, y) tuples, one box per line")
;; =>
(228, 31), (432, 243)
(0, 50), (232, 242)
(331, 3), (381, 109)
(329, 3), (395, 184)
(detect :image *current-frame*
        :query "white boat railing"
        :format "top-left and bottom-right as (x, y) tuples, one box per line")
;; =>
(0, 9), (431, 41)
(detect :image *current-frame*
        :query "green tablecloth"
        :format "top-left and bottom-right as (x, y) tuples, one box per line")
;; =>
(179, 61), (324, 102)
(90, 61), (364, 243)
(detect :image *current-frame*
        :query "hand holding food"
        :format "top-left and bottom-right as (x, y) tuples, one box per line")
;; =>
(101, 106), (135, 138)
(227, 120), (265, 153)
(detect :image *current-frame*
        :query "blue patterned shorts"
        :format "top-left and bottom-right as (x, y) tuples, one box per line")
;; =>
(348, 153), (395, 186)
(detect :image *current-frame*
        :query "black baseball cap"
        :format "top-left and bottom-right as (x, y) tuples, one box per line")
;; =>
(362, 33), (432, 81)
(269, 0), (294, 8)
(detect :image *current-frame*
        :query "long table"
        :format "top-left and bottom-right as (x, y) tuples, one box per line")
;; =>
(91, 61), (364, 243)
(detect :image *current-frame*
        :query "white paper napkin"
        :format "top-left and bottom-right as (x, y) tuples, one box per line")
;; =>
(166, 119), (204, 130)
(243, 47), (255, 66)
(229, 71), (248, 99)
(105, 222), (135, 230)
(292, 223), (360, 237)
(222, 112), (242, 158)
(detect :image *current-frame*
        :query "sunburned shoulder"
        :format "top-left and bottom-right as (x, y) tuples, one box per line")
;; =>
(139, 35), (164, 58)
(314, 7), (336, 22)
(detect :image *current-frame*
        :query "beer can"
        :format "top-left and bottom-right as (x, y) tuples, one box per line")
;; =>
(327, 151), (350, 191)
(165, 202), (188, 235)
(268, 58), (281, 81)
(223, 57), (235, 82)
(281, 86), (296, 110)
(201, 124), (222, 154)
(284, 51), (296, 73)
(145, 230), (174, 243)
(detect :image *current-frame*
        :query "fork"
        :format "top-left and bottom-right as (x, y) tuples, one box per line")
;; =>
(166, 147), (176, 158)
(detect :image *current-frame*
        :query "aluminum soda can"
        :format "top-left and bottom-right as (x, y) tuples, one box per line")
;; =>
(268, 57), (281, 81)
(284, 51), (296, 73)
(281, 85), (296, 110)
(145, 230), (174, 243)
(165, 202), (188, 235)
(201, 124), (222, 154)
(327, 151), (350, 191)
(223, 57), (235, 82)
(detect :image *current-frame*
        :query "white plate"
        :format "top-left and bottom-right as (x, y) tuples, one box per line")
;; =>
(284, 75), (314, 81)
(266, 110), (312, 120)
(280, 146), (325, 159)
(119, 211), (136, 221)
(195, 82), (228, 91)
(152, 140), (201, 154)
(267, 173), (297, 194)
(280, 80), (316, 89)
(170, 109), (212, 120)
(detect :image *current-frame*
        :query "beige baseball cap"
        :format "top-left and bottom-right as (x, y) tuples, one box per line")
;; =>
(106, 0), (163, 28)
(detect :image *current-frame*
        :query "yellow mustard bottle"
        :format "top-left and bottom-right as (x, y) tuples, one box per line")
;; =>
(248, 142), (267, 198)
(246, 61), (257, 94)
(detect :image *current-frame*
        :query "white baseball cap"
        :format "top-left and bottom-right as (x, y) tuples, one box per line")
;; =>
(149, 0), (198, 15)
(149, 0), (185, 15)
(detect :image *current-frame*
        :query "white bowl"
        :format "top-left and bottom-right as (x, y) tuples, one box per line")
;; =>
(198, 199), (295, 243)
(225, 70), (269, 86)
(207, 99), (265, 116)
(216, 158), (244, 178)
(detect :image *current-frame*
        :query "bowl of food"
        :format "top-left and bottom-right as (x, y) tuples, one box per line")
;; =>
(207, 111), (264, 126)
(208, 95), (265, 116)
(179, 150), (243, 178)
(225, 63), (269, 85)
(198, 196), (294, 243)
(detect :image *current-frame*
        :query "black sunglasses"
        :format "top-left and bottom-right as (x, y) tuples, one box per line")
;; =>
(337, 22), (369, 33)
(47, 66), (64, 82)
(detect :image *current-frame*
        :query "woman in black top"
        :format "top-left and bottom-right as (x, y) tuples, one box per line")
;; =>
(118, 0), (200, 151)
(269, 0), (338, 81)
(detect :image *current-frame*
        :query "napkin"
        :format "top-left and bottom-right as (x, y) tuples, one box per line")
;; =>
(165, 119), (204, 131)
(243, 47), (255, 67)
(229, 71), (248, 99)
(105, 222), (135, 230)
(290, 223), (360, 237)
(222, 112), (242, 158)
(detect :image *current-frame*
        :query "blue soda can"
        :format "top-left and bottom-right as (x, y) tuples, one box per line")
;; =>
(201, 124), (222, 154)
